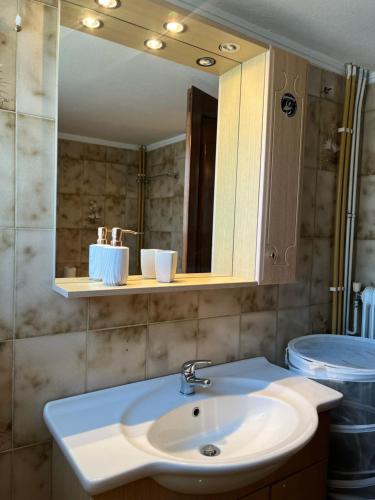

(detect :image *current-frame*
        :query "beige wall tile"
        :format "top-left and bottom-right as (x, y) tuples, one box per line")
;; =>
(149, 291), (198, 323)
(310, 302), (331, 334)
(357, 174), (375, 239)
(147, 320), (197, 378)
(199, 288), (241, 318)
(241, 285), (278, 313)
(307, 65), (321, 98)
(0, 229), (15, 340)
(15, 229), (87, 338)
(361, 110), (375, 175)
(319, 100), (342, 172)
(13, 442), (51, 500)
(57, 194), (82, 229)
(0, 341), (12, 451)
(304, 97), (320, 169)
(276, 307), (310, 365)
(278, 238), (312, 309)
(198, 316), (240, 365)
(365, 84), (375, 112)
(0, 111), (15, 227)
(240, 311), (277, 363)
(0, 451), (12, 500)
(321, 70), (345, 104)
(355, 239), (375, 287)
(16, 0), (57, 118)
(89, 295), (148, 330)
(314, 170), (336, 237)
(311, 238), (332, 304)
(0, 1), (17, 111)
(14, 332), (86, 446)
(87, 326), (146, 391)
(57, 158), (83, 195)
(16, 115), (55, 228)
(52, 443), (89, 500)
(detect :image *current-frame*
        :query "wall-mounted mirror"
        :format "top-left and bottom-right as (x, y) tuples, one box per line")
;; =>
(54, 0), (268, 289)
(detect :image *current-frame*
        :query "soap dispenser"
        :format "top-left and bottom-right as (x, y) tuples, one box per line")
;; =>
(89, 226), (108, 281)
(102, 228), (139, 286)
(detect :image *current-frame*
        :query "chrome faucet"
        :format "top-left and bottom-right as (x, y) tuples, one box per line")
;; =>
(180, 360), (212, 395)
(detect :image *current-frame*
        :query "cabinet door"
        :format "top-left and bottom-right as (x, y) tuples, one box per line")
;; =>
(257, 47), (308, 284)
(239, 487), (270, 500)
(271, 461), (327, 500)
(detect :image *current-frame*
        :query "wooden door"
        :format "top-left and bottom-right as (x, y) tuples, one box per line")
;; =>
(183, 86), (218, 273)
(257, 47), (308, 284)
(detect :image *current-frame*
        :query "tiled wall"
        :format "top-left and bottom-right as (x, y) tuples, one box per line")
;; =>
(144, 140), (185, 272)
(56, 139), (139, 277)
(355, 84), (375, 285)
(0, 1), (343, 498)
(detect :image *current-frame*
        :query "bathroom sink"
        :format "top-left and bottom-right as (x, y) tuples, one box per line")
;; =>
(44, 358), (342, 495)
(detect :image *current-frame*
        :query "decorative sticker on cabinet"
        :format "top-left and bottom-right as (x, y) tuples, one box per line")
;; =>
(281, 93), (297, 117)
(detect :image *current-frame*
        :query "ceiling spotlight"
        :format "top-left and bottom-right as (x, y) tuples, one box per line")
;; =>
(219, 42), (240, 53)
(81, 16), (103, 29)
(196, 56), (216, 67)
(95, 0), (121, 8)
(163, 21), (185, 33)
(144, 39), (165, 50)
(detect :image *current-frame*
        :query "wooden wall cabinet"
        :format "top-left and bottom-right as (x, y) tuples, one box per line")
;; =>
(212, 46), (308, 285)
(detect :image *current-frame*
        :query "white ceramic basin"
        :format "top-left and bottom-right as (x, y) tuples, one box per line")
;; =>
(44, 358), (342, 495)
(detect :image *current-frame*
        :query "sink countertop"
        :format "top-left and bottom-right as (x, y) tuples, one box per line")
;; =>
(44, 357), (342, 495)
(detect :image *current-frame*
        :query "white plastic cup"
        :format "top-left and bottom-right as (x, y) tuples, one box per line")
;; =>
(141, 249), (160, 279)
(155, 250), (178, 283)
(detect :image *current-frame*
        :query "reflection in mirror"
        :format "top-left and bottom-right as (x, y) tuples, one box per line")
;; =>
(56, 24), (219, 278)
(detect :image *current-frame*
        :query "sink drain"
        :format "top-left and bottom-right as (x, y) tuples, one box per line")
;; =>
(200, 444), (221, 457)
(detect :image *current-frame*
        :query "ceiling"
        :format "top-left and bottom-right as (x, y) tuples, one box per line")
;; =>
(171, 0), (375, 71)
(58, 27), (219, 146)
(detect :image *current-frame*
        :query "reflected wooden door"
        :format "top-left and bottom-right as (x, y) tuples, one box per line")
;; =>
(183, 86), (218, 273)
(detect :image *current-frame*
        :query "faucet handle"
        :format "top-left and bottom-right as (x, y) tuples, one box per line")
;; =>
(181, 360), (212, 376)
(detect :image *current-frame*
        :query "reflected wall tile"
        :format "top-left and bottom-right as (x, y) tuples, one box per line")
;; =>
(0, 1), (16, 111)
(319, 100), (342, 171)
(13, 442), (51, 500)
(14, 332), (86, 445)
(84, 143), (106, 161)
(355, 240), (375, 287)
(81, 196), (105, 229)
(365, 85), (375, 112)
(304, 97), (320, 169)
(361, 111), (375, 175)
(149, 292), (198, 323)
(300, 167), (316, 237)
(199, 288), (241, 318)
(15, 229), (87, 338)
(276, 307), (310, 365)
(0, 230), (15, 340)
(198, 316), (240, 365)
(59, 139), (84, 160)
(241, 285), (278, 313)
(57, 158), (83, 195)
(278, 238), (312, 309)
(56, 228), (80, 264)
(89, 294), (148, 330)
(125, 198), (138, 229)
(0, 341), (12, 451)
(307, 65), (322, 98)
(311, 238), (332, 304)
(320, 71), (345, 104)
(147, 230), (172, 250)
(57, 194), (81, 229)
(16, 115), (55, 228)
(310, 303), (331, 333)
(106, 164), (127, 196)
(146, 198), (173, 232)
(17, 0), (57, 118)
(105, 196), (126, 228)
(80, 228), (96, 265)
(357, 175), (375, 239)
(82, 161), (106, 195)
(148, 320), (197, 378)
(87, 326), (146, 391)
(240, 311), (277, 363)
(314, 170), (336, 237)
(0, 110), (15, 227)
(0, 451), (11, 500)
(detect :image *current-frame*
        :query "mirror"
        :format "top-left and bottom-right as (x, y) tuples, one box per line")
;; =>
(55, 16), (223, 278)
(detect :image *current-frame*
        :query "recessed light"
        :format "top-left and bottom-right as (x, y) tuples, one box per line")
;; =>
(196, 57), (216, 67)
(144, 39), (165, 50)
(95, 0), (121, 8)
(219, 42), (240, 53)
(163, 21), (185, 33)
(81, 16), (103, 29)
